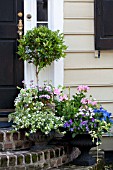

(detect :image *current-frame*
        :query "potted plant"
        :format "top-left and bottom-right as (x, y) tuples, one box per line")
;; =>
(8, 81), (68, 149)
(9, 25), (68, 149)
(17, 25), (67, 82)
(54, 85), (113, 165)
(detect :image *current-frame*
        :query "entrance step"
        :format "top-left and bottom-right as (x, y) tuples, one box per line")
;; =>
(0, 128), (105, 170)
(0, 146), (104, 170)
(0, 109), (14, 128)
(0, 146), (74, 170)
(0, 128), (32, 151)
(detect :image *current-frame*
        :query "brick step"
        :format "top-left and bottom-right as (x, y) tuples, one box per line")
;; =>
(0, 146), (104, 170)
(0, 128), (105, 170)
(0, 128), (32, 151)
(50, 159), (104, 170)
(0, 146), (70, 170)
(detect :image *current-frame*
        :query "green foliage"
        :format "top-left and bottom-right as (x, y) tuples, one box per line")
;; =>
(8, 83), (65, 136)
(17, 26), (67, 73)
(55, 92), (85, 120)
(55, 85), (113, 140)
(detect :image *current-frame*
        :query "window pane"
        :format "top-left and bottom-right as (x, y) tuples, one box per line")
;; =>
(37, 0), (48, 21)
(37, 23), (48, 27)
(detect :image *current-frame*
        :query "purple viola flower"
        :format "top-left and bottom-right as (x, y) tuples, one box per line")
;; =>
(69, 119), (73, 125)
(94, 124), (97, 127)
(80, 120), (88, 125)
(70, 128), (74, 132)
(86, 126), (89, 132)
(91, 118), (95, 122)
(64, 122), (70, 128)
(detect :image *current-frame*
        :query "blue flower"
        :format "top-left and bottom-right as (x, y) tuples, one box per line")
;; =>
(94, 107), (112, 122)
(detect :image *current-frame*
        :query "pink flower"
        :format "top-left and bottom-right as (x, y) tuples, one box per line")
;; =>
(77, 85), (90, 92)
(59, 94), (68, 101)
(81, 98), (88, 104)
(39, 95), (50, 99)
(45, 86), (51, 92)
(54, 88), (61, 95)
(91, 101), (97, 106)
(88, 100), (92, 104)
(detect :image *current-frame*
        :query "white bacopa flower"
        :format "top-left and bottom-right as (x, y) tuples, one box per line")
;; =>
(86, 112), (89, 116)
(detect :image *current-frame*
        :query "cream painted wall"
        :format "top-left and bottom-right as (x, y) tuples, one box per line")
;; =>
(64, 0), (113, 118)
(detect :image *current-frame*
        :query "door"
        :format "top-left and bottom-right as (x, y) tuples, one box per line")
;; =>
(0, 0), (24, 123)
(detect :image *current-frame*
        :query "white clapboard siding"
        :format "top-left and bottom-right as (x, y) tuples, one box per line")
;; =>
(64, 69), (113, 85)
(65, 35), (94, 50)
(64, 2), (94, 18)
(65, 86), (113, 102)
(64, 19), (94, 34)
(64, 52), (113, 69)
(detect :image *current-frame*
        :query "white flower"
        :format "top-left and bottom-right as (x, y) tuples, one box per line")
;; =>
(86, 112), (89, 116)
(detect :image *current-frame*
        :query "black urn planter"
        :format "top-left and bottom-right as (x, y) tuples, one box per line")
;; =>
(70, 134), (97, 166)
(29, 130), (55, 150)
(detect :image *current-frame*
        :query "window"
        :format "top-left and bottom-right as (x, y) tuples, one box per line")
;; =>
(37, 0), (48, 27)
(95, 0), (113, 50)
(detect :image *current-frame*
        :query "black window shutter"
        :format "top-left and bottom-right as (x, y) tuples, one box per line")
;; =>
(95, 0), (113, 50)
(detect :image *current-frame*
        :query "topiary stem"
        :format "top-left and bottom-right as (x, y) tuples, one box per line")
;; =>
(36, 65), (39, 84)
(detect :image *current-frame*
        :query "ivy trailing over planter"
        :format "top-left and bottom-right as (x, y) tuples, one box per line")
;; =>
(17, 26), (67, 82)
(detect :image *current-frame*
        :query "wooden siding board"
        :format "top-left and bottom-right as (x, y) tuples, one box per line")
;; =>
(65, 86), (113, 101)
(64, 69), (113, 85)
(64, 2), (94, 18)
(64, 19), (94, 33)
(64, 52), (113, 69)
(64, 35), (94, 50)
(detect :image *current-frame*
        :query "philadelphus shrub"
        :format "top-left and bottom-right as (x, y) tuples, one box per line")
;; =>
(8, 83), (65, 136)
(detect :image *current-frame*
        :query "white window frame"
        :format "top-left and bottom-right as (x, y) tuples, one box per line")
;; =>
(24, 0), (64, 87)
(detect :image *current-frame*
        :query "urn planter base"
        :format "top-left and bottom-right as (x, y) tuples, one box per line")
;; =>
(70, 134), (97, 166)
(73, 149), (96, 166)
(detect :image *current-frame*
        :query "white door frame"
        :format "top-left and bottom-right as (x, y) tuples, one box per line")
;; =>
(24, 0), (64, 87)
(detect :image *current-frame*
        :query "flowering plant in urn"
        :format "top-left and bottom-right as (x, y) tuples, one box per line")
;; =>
(55, 85), (113, 140)
(8, 81), (68, 136)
